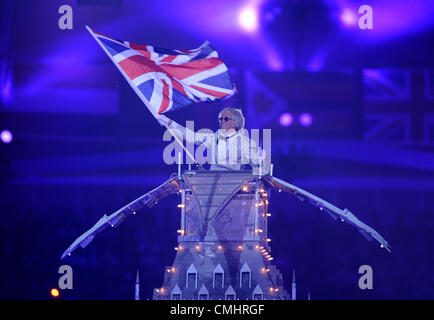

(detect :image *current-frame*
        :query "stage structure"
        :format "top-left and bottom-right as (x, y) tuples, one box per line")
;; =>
(153, 170), (288, 300)
(62, 169), (391, 300)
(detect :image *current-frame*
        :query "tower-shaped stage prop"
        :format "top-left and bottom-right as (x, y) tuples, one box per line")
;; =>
(61, 167), (390, 299)
(153, 170), (289, 300)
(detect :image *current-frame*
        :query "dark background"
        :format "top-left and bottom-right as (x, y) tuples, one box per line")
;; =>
(1, 0), (433, 299)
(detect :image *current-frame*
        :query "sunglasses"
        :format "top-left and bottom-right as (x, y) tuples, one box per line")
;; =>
(219, 117), (233, 122)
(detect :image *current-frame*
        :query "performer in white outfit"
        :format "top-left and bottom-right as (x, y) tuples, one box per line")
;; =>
(158, 107), (263, 170)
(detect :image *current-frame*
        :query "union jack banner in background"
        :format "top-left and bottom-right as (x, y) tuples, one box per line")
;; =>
(244, 70), (359, 138)
(86, 26), (236, 116)
(363, 69), (434, 145)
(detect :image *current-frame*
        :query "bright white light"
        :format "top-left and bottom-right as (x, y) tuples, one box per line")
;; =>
(238, 7), (258, 32)
(0, 130), (13, 144)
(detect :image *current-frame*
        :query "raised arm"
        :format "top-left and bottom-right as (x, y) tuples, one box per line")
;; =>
(157, 114), (214, 146)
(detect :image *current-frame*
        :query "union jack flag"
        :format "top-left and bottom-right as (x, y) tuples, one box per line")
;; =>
(363, 69), (434, 145)
(86, 26), (236, 115)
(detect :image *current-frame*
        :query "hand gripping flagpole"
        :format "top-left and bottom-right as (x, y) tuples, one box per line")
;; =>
(85, 25), (196, 164)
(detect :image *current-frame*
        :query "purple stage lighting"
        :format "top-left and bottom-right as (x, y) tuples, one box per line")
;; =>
(340, 8), (357, 27)
(264, 6), (281, 22)
(334, 1), (434, 40)
(0, 130), (13, 144)
(299, 113), (313, 127)
(279, 113), (294, 127)
(238, 7), (258, 32)
(1, 75), (12, 103)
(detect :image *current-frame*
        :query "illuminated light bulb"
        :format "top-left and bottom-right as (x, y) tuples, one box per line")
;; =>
(177, 230), (185, 236)
(177, 204), (185, 208)
(166, 268), (171, 273)
(266, 213), (271, 217)
(172, 267), (175, 272)
(237, 245), (243, 251)
(195, 245), (201, 251)
(132, 211), (136, 215)
(266, 239), (271, 242)
(268, 257), (274, 261)
(242, 186), (249, 192)
(217, 245), (223, 251)
(274, 288), (279, 292)
(50, 288), (59, 298)
(255, 245), (260, 250)
(156, 289), (160, 293)
(381, 244), (384, 248)
(261, 249), (266, 253)
(269, 287), (274, 293)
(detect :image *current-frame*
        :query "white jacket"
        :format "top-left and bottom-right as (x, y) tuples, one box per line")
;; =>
(164, 119), (262, 170)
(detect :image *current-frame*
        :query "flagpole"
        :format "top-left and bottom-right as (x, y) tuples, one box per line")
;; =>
(85, 25), (196, 164)
(164, 124), (196, 164)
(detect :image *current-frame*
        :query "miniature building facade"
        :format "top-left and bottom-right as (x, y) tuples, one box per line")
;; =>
(153, 170), (289, 300)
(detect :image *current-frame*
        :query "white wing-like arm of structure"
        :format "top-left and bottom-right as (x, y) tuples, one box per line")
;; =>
(61, 176), (181, 259)
(264, 176), (391, 252)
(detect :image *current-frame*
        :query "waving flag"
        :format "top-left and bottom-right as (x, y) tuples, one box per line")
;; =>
(86, 26), (236, 116)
